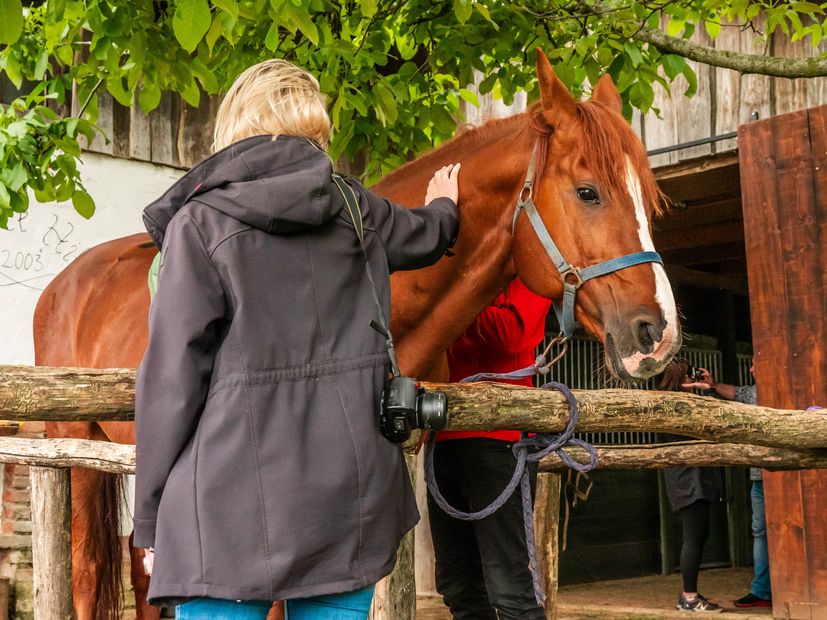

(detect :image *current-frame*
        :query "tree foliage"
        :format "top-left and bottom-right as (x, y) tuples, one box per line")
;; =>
(0, 0), (825, 226)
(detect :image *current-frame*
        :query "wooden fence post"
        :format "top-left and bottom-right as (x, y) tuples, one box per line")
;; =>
(368, 452), (416, 620)
(30, 467), (73, 620)
(535, 473), (561, 620)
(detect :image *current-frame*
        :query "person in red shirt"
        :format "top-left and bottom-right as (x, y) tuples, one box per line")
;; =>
(428, 278), (551, 620)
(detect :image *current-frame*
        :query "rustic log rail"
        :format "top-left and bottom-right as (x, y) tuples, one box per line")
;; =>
(1, 364), (825, 620)
(2, 366), (824, 449)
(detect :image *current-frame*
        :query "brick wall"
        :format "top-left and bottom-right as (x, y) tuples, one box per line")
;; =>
(0, 421), (45, 620)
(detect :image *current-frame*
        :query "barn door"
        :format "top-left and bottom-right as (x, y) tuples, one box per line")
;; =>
(739, 105), (827, 620)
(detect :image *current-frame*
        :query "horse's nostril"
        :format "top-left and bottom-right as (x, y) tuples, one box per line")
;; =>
(633, 319), (660, 354)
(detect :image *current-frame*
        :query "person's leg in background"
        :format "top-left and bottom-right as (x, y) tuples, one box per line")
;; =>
(176, 599), (272, 620)
(428, 440), (498, 620)
(675, 500), (722, 612)
(285, 586), (375, 620)
(750, 480), (772, 600)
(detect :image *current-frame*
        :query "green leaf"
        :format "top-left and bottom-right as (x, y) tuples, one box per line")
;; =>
(624, 41), (644, 67)
(666, 17), (684, 36)
(373, 81), (397, 125)
(264, 20), (279, 51)
(291, 7), (319, 46)
(704, 18), (721, 39)
(0, 161), (27, 191)
(662, 54), (686, 79)
(212, 0), (238, 20)
(173, 0), (212, 52)
(458, 88), (479, 107)
(473, 4), (497, 30)
(9, 189), (28, 214)
(34, 50), (50, 81)
(71, 190), (95, 219)
(138, 81), (162, 113)
(0, 0), (23, 45)
(681, 64), (697, 97)
(106, 76), (133, 106)
(453, 0), (472, 24)
(181, 79), (201, 107)
(361, 0), (377, 18)
(0, 184), (10, 209)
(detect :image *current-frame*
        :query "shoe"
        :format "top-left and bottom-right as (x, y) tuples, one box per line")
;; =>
(677, 593), (724, 612)
(734, 593), (772, 608)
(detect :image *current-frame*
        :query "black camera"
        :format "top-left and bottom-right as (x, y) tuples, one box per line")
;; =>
(687, 366), (705, 383)
(379, 376), (449, 443)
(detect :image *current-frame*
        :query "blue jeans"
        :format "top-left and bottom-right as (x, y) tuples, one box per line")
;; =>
(286, 586), (375, 619)
(751, 481), (772, 599)
(175, 599), (272, 620)
(174, 586), (375, 620)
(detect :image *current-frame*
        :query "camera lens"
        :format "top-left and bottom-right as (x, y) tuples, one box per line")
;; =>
(415, 391), (449, 430)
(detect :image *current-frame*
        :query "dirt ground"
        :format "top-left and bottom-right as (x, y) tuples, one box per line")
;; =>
(417, 567), (774, 619)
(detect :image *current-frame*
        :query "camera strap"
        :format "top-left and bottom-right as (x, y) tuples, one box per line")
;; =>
(332, 174), (401, 378)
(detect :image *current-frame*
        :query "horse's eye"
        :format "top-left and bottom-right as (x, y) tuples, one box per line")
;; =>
(576, 186), (600, 205)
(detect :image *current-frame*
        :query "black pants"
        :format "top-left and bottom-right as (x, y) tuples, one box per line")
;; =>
(427, 438), (545, 620)
(677, 500), (711, 593)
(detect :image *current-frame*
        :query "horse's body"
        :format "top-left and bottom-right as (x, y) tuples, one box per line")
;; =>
(33, 53), (680, 619)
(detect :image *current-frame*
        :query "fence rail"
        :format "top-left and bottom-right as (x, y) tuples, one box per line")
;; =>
(1, 364), (824, 620)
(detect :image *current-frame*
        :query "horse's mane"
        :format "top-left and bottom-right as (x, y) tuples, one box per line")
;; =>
(376, 114), (526, 186)
(379, 98), (665, 217)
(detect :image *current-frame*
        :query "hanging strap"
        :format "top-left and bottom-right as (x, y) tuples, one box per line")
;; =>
(331, 174), (401, 378)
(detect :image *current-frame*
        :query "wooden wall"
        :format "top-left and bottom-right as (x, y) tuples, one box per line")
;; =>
(739, 104), (827, 620)
(642, 18), (827, 167)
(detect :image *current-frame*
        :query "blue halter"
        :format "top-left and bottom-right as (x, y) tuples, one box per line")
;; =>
(512, 143), (663, 340)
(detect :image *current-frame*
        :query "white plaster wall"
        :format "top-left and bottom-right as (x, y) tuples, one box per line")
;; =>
(0, 152), (183, 365)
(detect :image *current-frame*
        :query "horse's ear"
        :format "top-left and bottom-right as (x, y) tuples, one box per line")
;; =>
(536, 49), (577, 123)
(592, 73), (622, 114)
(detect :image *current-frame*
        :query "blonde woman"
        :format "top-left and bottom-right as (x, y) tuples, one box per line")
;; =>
(134, 59), (460, 620)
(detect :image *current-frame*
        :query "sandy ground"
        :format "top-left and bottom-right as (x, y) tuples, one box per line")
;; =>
(417, 567), (774, 619)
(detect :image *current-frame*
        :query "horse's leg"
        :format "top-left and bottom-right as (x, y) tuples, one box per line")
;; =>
(267, 602), (285, 620)
(128, 533), (160, 620)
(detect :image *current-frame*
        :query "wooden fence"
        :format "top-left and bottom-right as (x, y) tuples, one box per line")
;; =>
(1, 365), (825, 619)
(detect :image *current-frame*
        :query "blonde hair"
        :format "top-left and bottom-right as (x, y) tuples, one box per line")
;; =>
(213, 59), (331, 152)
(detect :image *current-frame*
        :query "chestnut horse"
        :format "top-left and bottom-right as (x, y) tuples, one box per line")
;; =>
(33, 51), (680, 620)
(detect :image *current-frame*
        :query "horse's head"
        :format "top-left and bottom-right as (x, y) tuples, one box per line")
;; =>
(512, 50), (681, 381)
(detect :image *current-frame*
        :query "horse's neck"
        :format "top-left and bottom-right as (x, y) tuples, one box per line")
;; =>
(378, 116), (535, 378)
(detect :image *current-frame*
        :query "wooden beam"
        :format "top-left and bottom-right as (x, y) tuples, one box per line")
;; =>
(654, 220), (744, 252)
(538, 441), (827, 471)
(0, 365), (135, 420)
(0, 437), (134, 473)
(659, 241), (745, 266)
(418, 383), (827, 450)
(663, 265), (749, 296)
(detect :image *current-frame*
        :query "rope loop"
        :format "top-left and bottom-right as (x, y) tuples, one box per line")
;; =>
(424, 378), (598, 606)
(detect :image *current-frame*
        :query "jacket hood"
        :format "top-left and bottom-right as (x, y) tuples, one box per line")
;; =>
(143, 135), (338, 248)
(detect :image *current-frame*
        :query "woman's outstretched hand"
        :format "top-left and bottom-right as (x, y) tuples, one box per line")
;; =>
(426, 163), (461, 205)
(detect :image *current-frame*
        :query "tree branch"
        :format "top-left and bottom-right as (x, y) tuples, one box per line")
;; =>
(635, 25), (827, 78)
(580, 0), (827, 78)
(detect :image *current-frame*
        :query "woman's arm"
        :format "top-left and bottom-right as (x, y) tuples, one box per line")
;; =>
(356, 165), (461, 272)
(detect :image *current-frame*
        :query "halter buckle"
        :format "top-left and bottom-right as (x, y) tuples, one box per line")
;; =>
(560, 265), (584, 289)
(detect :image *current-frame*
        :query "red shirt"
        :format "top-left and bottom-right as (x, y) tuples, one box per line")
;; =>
(439, 278), (552, 442)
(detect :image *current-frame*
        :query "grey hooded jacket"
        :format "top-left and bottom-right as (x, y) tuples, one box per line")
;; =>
(134, 135), (458, 604)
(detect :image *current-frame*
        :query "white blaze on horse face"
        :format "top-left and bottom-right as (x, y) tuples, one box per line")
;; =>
(622, 158), (680, 376)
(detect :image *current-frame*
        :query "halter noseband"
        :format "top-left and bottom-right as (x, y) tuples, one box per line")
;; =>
(512, 142), (663, 340)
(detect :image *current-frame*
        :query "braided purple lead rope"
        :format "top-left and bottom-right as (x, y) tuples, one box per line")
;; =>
(424, 369), (598, 606)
